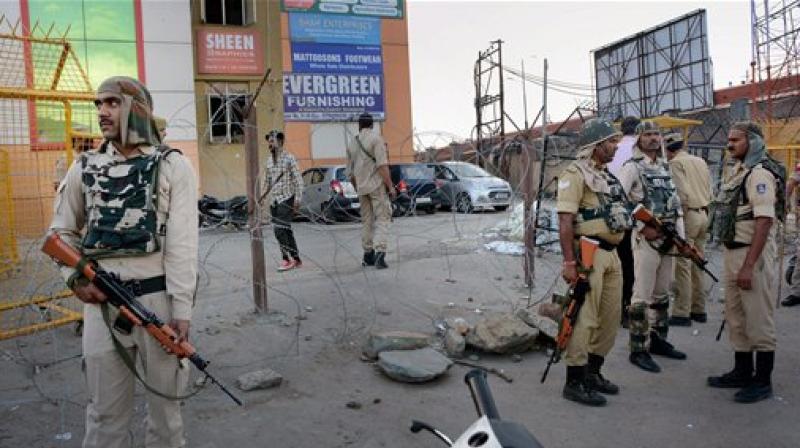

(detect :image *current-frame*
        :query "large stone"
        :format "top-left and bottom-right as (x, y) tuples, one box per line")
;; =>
(516, 308), (559, 340)
(444, 329), (466, 358)
(363, 331), (431, 360)
(236, 368), (283, 391)
(466, 314), (539, 354)
(538, 302), (563, 321)
(377, 348), (453, 383)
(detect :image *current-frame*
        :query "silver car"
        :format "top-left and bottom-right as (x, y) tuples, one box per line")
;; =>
(299, 165), (360, 222)
(434, 162), (513, 213)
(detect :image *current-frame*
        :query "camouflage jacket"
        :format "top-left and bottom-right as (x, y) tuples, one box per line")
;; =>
(49, 142), (199, 321)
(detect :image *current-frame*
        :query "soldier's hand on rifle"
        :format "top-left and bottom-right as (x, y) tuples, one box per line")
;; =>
(640, 225), (662, 241)
(72, 282), (108, 304)
(166, 319), (191, 353)
(562, 260), (578, 284)
(736, 265), (754, 290)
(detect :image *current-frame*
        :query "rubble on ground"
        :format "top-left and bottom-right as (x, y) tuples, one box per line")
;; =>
(516, 308), (559, 340)
(362, 331), (432, 360)
(465, 313), (539, 354)
(377, 348), (453, 383)
(444, 329), (466, 358)
(236, 368), (283, 391)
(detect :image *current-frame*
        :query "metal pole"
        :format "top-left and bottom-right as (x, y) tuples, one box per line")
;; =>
(526, 58), (548, 285)
(244, 95), (268, 313)
(497, 40), (506, 141)
(521, 59), (529, 130)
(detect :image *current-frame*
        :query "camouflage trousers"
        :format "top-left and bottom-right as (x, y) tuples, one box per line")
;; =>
(629, 232), (673, 352)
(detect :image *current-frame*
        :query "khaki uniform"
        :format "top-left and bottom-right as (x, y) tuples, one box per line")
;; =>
(618, 149), (683, 351)
(346, 129), (391, 252)
(50, 143), (198, 448)
(557, 160), (626, 366)
(719, 162), (777, 351)
(669, 151), (712, 317)
(789, 164), (800, 295)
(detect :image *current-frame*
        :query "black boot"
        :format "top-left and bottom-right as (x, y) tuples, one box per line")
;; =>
(690, 312), (708, 323)
(586, 353), (619, 395)
(668, 316), (692, 327)
(629, 351), (661, 373)
(562, 365), (606, 406)
(708, 351), (753, 388)
(649, 331), (687, 360)
(734, 351), (773, 403)
(374, 252), (388, 269)
(781, 294), (800, 307)
(362, 250), (375, 267)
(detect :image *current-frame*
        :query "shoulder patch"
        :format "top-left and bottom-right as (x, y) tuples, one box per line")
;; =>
(756, 183), (767, 195)
(558, 179), (571, 190)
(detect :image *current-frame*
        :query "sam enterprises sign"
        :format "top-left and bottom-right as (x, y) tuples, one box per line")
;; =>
(196, 28), (264, 75)
(283, 73), (385, 121)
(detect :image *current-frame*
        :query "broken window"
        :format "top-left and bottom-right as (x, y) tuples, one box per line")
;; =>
(207, 84), (251, 144)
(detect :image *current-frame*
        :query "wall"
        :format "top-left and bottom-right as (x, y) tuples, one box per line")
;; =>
(192, 0), (284, 199)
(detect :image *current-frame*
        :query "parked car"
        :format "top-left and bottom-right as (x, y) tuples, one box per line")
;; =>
(388, 163), (442, 215)
(299, 165), (359, 223)
(433, 161), (513, 213)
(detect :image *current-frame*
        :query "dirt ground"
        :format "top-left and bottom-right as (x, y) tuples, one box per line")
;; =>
(2, 211), (799, 448)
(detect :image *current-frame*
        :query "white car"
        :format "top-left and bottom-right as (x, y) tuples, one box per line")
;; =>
(434, 162), (513, 213)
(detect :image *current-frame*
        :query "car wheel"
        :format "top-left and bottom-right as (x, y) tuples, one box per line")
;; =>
(494, 205), (509, 212)
(392, 201), (411, 217)
(456, 194), (473, 214)
(426, 206), (436, 215)
(319, 202), (338, 224)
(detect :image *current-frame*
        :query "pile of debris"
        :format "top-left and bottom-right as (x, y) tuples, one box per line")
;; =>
(362, 304), (560, 384)
(482, 201), (561, 256)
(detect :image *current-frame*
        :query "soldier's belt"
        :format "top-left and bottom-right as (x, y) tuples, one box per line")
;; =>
(120, 275), (167, 297)
(723, 242), (750, 250)
(686, 207), (708, 213)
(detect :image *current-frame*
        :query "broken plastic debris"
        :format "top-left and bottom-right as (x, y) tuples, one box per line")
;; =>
(55, 432), (72, 441)
(692, 330), (700, 336)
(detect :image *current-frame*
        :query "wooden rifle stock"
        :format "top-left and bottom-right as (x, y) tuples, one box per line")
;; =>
(41, 233), (243, 406)
(541, 237), (599, 383)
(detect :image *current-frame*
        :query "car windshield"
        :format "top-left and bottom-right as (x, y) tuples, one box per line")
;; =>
(400, 165), (435, 180)
(447, 163), (490, 178)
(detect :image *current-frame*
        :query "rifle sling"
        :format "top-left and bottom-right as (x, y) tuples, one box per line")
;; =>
(100, 302), (202, 402)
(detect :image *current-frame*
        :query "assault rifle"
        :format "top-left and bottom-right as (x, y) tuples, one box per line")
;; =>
(632, 204), (719, 282)
(541, 236), (599, 383)
(42, 233), (243, 406)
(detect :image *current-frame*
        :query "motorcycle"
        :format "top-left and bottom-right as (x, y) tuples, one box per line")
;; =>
(198, 195), (248, 230)
(410, 369), (544, 447)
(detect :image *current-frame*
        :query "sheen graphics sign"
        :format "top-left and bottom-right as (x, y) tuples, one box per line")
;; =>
(196, 28), (264, 75)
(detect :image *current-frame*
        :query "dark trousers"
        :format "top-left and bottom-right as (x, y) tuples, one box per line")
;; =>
(271, 197), (300, 262)
(616, 229), (634, 319)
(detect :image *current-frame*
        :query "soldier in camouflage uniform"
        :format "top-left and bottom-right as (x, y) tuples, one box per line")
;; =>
(49, 76), (198, 448)
(708, 121), (781, 403)
(557, 119), (633, 406)
(619, 121), (688, 373)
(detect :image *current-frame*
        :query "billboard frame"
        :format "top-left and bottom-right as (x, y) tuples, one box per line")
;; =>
(592, 9), (713, 119)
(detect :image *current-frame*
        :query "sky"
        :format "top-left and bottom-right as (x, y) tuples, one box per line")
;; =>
(406, 0), (752, 147)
